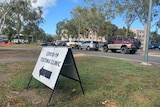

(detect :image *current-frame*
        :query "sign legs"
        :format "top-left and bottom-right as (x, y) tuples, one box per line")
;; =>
(26, 76), (33, 90)
(47, 90), (54, 106)
(79, 80), (84, 94)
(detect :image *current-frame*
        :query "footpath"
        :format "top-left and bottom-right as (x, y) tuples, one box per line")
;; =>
(137, 49), (160, 57)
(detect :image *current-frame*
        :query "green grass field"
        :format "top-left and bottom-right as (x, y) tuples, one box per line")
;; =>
(0, 55), (160, 107)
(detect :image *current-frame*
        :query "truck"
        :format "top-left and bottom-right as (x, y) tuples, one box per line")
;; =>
(103, 37), (140, 54)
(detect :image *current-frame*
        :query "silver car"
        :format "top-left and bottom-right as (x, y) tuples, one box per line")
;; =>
(79, 41), (99, 51)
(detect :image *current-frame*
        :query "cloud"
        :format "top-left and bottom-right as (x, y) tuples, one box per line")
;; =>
(0, 0), (57, 9)
(31, 0), (57, 9)
(31, 0), (57, 18)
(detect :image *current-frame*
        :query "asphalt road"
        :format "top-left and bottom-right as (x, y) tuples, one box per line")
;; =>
(0, 46), (159, 64)
(72, 48), (160, 64)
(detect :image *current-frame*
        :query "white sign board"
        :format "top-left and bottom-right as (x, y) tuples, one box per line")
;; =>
(32, 47), (68, 89)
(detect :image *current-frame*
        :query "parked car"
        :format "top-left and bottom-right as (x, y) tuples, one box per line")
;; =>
(40, 40), (48, 46)
(103, 37), (140, 54)
(79, 40), (99, 51)
(0, 38), (9, 44)
(57, 41), (66, 46)
(98, 41), (104, 48)
(159, 45), (160, 50)
(148, 43), (159, 49)
(66, 40), (82, 48)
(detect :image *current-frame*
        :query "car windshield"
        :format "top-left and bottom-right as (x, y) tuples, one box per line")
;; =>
(93, 41), (98, 43)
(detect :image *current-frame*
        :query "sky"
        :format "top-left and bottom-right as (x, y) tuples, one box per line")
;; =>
(32, 0), (146, 35)
(37, 0), (148, 35)
(1, 0), (146, 35)
(35, 0), (86, 35)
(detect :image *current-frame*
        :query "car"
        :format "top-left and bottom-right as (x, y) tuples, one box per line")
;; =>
(148, 43), (159, 49)
(57, 41), (66, 46)
(40, 40), (48, 46)
(159, 45), (160, 50)
(79, 40), (99, 51)
(98, 41), (104, 48)
(103, 37), (140, 54)
(66, 40), (82, 48)
(0, 38), (9, 44)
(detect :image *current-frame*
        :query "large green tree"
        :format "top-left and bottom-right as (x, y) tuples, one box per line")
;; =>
(71, 6), (90, 38)
(56, 19), (67, 36)
(0, 1), (13, 34)
(150, 31), (160, 43)
(109, 0), (137, 37)
(56, 4), (120, 41)
(0, 0), (43, 42)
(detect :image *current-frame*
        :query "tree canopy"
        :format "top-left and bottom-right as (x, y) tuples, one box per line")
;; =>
(0, 0), (44, 42)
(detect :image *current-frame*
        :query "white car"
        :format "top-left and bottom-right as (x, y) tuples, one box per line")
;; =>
(66, 41), (82, 48)
(79, 41), (99, 51)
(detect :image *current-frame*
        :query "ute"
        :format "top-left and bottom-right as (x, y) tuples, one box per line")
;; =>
(103, 37), (140, 54)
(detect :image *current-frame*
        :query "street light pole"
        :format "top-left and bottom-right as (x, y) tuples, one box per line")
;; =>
(143, 0), (152, 63)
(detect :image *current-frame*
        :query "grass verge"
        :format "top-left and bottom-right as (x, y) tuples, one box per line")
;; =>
(0, 56), (160, 107)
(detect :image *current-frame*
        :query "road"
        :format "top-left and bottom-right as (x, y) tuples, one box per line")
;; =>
(0, 46), (159, 64)
(72, 49), (160, 64)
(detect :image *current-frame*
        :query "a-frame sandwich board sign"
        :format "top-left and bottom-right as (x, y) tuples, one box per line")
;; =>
(26, 47), (84, 105)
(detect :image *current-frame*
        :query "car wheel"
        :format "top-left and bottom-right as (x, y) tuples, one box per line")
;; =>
(78, 46), (81, 49)
(86, 46), (90, 51)
(121, 47), (128, 54)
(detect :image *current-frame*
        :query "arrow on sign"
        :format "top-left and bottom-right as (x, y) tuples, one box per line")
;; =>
(39, 67), (52, 79)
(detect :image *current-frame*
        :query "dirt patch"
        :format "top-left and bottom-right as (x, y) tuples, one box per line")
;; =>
(18, 89), (47, 104)
(0, 49), (40, 58)
(0, 48), (40, 63)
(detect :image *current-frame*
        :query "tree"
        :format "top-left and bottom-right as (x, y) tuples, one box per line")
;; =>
(2, 26), (16, 41)
(111, 0), (137, 37)
(71, 6), (90, 38)
(98, 21), (118, 40)
(0, 1), (14, 34)
(84, 0), (116, 20)
(0, 0), (44, 42)
(94, 0), (160, 51)
(56, 4), (119, 41)
(65, 19), (78, 38)
(56, 19), (67, 36)
(132, 0), (160, 51)
(116, 27), (135, 38)
(83, 0), (111, 38)
(150, 31), (160, 43)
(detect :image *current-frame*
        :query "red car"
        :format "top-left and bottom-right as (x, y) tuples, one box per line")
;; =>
(0, 39), (9, 44)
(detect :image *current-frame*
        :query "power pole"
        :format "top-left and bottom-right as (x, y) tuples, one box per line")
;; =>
(143, 0), (152, 63)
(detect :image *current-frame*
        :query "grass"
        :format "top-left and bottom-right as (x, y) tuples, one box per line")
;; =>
(0, 56), (160, 107)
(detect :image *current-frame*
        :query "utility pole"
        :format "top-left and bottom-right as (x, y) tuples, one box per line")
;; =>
(143, 0), (152, 64)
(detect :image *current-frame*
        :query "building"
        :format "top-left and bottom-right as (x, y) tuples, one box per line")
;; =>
(130, 28), (145, 44)
(61, 29), (106, 42)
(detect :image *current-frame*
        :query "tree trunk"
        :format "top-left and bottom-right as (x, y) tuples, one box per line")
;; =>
(0, 11), (9, 34)
(126, 26), (129, 37)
